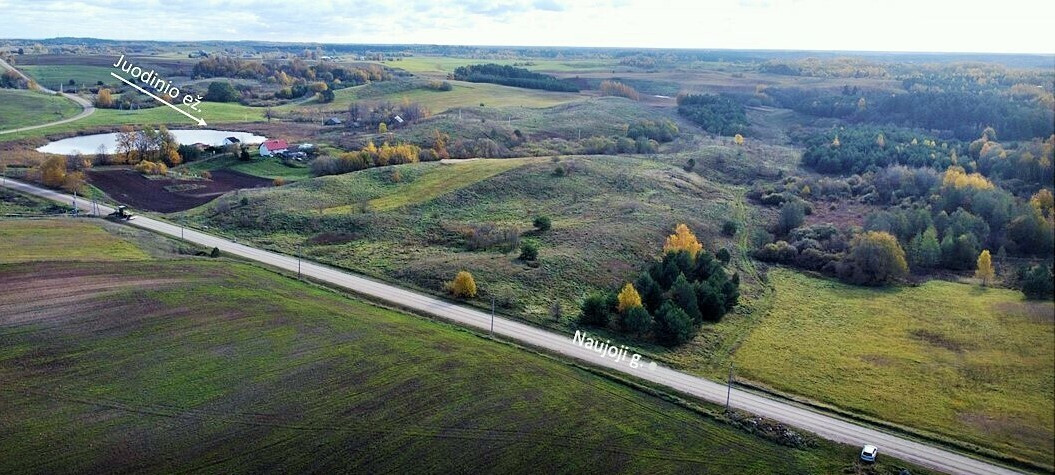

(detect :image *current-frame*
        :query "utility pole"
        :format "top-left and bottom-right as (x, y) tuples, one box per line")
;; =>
(490, 296), (495, 338)
(297, 243), (302, 279)
(725, 362), (734, 413)
(72, 190), (78, 215)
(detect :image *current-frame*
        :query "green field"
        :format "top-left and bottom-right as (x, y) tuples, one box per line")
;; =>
(370, 56), (620, 76)
(735, 268), (1055, 467)
(0, 101), (268, 142)
(0, 219), (148, 263)
(0, 218), (920, 473)
(19, 65), (119, 89)
(180, 154), (313, 182)
(323, 79), (583, 112)
(0, 89), (81, 130)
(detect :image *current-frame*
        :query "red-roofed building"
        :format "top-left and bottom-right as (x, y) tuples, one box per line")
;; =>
(259, 139), (289, 157)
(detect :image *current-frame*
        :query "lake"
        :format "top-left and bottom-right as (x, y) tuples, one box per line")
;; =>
(37, 130), (267, 155)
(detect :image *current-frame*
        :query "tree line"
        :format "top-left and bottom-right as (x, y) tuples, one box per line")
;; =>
(452, 64), (580, 92)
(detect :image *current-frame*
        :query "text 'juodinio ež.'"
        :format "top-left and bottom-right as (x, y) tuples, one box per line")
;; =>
(112, 55), (202, 112)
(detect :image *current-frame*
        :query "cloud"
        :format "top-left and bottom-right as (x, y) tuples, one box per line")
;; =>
(0, 0), (1052, 54)
(533, 0), (566, 11)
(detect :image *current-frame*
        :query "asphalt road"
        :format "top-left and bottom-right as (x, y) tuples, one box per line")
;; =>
(0, 177), (1025, 475)
(0, 57), (96, 135)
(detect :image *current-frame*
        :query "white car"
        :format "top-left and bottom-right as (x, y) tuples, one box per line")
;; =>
(860, 444), (879, 462)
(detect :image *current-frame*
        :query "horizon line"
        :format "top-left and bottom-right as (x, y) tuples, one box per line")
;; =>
(2, 36), (1054, 58)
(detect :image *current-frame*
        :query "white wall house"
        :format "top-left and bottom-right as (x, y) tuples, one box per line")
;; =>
(259, 139), (289, 157)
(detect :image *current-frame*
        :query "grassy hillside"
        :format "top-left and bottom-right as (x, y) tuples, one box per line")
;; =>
(367, 158), (536, 211)
(186, 155), (740, 329)
(735, 268), (1055, 467)
(381, 96), (679, 149)
(0, 218), (919, 474)
(0, 89), (81, 130)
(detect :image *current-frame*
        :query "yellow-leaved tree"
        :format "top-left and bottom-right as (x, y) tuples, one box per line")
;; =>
(663, 223), (702, 256)
(448, 271), (477, 298)
(1030, 188), (1053, 220)
(975, 250), (995, 286)
(616, 283), (642, 313)
(733, 134), (744, 146)
(95, 88), (113, 108)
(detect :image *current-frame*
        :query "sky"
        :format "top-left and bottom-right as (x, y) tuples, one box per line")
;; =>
(2, 0), (1053, 55)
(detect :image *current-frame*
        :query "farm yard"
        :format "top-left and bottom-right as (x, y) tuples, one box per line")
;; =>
(0, 218), (919, 474)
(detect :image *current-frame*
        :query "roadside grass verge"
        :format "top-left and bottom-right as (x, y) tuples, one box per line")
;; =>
(734, 268), (1055, 468)
(0, 188), (70, 216)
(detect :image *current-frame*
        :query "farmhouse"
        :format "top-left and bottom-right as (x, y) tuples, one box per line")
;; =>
(259, 139), (289, 157)
(324, 117), (342, 126)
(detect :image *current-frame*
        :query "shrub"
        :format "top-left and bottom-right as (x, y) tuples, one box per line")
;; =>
(844, 231), (908, 285)
(622, 306), (652, 335)
(579, 293), (611, 326)
(722, 220), (738, 236)
(754, 240), (798, 263)
(204, 81), (240, 102)
(626, 119), (678, 142)
(134, 160), (168, 175)
(653, 301), (694, 345)
(716, 248), (732, 264)
(426, 80), (453, 91)
(778, 200), (806, 234)
(671, 274), (702, 323)
(519, 241), (539, 261)
(273, 177), (286, 186)
(209, 247), (221, 258)
(448, 271), (477, 298)
(1021, 264), (1054, 299)
(599, 80), (640, 100)
(465, 223), (520, 252)
(533, 215), (552, 231)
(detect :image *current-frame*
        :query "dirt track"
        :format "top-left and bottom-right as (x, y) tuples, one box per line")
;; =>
(88, 169), (271, 213)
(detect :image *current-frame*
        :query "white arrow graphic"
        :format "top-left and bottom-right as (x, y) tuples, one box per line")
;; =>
(109, 72), (207, 126)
